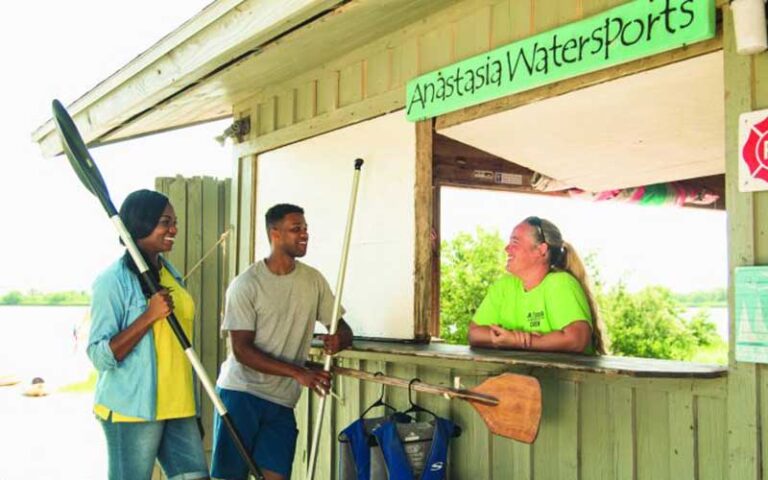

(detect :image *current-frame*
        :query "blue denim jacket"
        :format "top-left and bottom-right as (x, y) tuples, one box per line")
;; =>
(87, 256), (198, 420)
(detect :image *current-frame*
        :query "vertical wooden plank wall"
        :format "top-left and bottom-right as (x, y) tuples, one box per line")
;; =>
(295, 353), (727, 480)
(156, 175), (231, 451)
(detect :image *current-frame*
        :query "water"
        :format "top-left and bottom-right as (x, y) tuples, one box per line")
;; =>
(0, 305), (91, 384)
(0, 305), (106, 479)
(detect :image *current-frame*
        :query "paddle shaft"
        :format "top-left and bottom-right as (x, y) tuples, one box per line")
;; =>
(306, 159), (364, 479)
(325, 364), (499, 406)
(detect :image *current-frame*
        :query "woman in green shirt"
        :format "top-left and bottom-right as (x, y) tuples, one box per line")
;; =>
(469, 216), (607, 354)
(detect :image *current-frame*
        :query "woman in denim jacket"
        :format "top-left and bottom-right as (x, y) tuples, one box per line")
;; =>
(87, 189), (209, 480)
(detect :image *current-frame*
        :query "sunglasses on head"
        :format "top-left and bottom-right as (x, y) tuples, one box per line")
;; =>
(525, 216), (547, 245)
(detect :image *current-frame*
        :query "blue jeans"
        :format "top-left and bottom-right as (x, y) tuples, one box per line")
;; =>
(99, 415), (209, 480)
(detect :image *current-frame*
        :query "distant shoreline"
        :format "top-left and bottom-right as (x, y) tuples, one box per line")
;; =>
(681, 302), (727, 309)
(0, 290), (91, 307)
(0, 303), (89, 307)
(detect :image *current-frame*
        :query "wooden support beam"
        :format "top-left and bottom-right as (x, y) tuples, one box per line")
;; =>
(414, 119), (434, 342)
(723, 5), (761, 479)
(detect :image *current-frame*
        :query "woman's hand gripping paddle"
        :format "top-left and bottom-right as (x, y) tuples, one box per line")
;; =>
(51, 99), (266, 480)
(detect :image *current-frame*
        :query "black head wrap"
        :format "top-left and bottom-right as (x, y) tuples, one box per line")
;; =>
(118, 189), (170, 296)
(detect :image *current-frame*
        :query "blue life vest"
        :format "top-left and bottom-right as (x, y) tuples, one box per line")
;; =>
(340, 417), (456, 480)
(341, 418), (375, 480)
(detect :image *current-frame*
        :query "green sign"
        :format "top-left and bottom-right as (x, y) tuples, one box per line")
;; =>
(406, 0), (715, 121)
(735, 266), (768, 363)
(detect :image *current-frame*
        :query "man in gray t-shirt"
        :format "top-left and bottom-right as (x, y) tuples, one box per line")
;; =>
(211, 203), (353, 480)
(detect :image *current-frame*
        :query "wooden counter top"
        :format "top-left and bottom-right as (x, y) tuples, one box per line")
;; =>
(315, 340), (727, 379)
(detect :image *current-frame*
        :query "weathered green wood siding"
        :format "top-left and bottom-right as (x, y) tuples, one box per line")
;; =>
(156, 176), (231, 451)
(295, 352), (726, 480)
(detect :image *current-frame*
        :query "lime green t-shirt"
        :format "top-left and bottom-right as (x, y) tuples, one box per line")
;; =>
(95, 266), (196, 422)
(473, 271), (594, 354)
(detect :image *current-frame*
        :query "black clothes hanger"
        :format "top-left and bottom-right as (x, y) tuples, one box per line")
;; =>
(402, 378), (439, 420)
(339, 373), (399, 445)
(401, 378), (462, 438)
(360, 372), (397, 418)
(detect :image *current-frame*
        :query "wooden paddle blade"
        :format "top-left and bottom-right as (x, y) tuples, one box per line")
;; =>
(467, 373), (542, 444)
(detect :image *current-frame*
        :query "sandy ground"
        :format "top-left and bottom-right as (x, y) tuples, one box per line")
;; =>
(0, 306), (107, 479)
(0, 386), (107, 479)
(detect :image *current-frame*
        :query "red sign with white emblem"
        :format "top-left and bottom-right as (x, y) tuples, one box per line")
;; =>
(740, 109), (768, 192)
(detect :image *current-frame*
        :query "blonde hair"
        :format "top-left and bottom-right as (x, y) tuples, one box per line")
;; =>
(525, 217), (609, 355)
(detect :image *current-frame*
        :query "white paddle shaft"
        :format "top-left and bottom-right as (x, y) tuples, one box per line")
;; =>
(306, 160), (363, 479)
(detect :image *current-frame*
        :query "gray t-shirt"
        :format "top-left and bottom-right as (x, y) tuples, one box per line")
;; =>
(216, 260), (340, 408)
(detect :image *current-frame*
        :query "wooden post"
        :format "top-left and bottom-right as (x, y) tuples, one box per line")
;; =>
(414, 119), (434, 342)
(723, 5), (764, 479)
(430, 184), (441, 337)
(232, 154), (258, 276)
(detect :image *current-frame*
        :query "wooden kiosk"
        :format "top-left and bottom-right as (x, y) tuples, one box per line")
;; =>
(33, 1), (766, 478)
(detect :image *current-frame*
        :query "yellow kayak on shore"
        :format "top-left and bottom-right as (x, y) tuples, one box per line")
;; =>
(0, 374), (20, 387)
(22, 377), (49, 397)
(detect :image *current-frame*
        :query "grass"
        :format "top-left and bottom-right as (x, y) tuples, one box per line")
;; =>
(58, 370), (97, 393)
(689, 340), (728, 365)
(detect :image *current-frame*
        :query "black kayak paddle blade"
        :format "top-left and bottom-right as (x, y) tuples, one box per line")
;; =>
(51, 99), (117, 216)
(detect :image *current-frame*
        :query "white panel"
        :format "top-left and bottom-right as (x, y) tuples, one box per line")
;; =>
(256, 113), (416, 339)
(439, 52), (724, 191)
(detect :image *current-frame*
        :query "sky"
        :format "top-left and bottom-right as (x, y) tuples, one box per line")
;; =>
(0, 1), (229, 293)
(0, 1), (728, 295)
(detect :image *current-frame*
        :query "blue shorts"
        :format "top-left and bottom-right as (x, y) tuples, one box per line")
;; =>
(211, 388), (298, 479)
(98, 415), (208, 480)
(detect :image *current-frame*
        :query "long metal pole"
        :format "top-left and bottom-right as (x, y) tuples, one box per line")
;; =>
(306, 158), (364, 479)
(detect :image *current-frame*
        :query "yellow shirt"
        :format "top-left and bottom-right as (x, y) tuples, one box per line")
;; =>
(95, 266), (196, 422)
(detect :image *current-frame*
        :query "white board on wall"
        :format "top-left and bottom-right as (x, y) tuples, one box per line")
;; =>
(255, 113), (416, 339)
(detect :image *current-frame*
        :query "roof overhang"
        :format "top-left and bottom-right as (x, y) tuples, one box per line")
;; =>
(32, 0), (461, 157)
(32, 0), (353, 157)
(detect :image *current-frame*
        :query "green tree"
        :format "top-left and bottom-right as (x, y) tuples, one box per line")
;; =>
(0, 291), (23, 305)
(598, 283), (722, 361)
(687, 309), (720, 347)
(0, 289), (91, 305)
(439, 228), (506, 344)
(47, 292), (67, 305)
